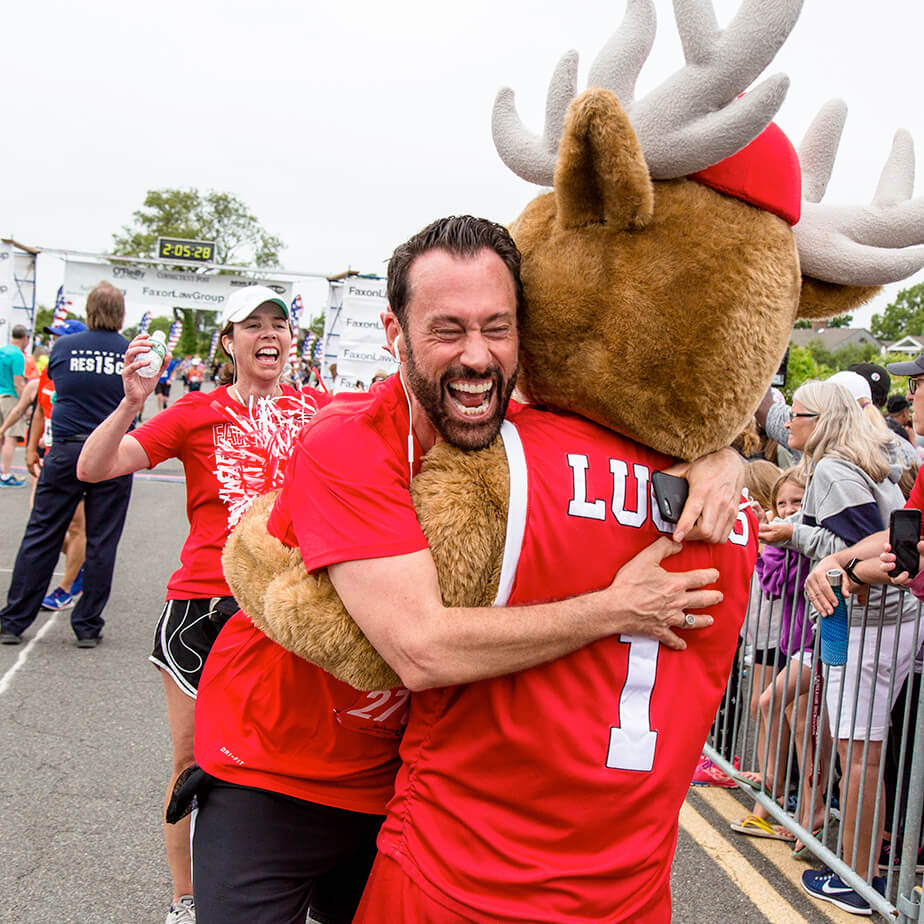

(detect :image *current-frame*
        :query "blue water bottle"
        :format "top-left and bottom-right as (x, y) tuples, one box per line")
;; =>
(820, 569), (849, 666)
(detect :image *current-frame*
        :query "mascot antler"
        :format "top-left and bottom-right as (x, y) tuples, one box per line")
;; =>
(492, 0), (803, 185)
(795, 100), (924, 287)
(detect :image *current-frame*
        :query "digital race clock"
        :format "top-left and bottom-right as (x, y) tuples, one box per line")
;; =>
(157, 237), (217, 263)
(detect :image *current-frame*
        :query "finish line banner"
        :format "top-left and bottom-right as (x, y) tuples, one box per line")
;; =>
(324, 277), (397, 391)
(63, 259), (293, 316)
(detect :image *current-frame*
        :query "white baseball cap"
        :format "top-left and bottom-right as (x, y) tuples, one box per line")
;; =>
(827, 370), (872, 403)
(222, 285), (289, 325)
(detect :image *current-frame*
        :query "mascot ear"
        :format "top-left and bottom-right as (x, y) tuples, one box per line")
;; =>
(554, 89), (653, 232)
(796, 277), (881, 321)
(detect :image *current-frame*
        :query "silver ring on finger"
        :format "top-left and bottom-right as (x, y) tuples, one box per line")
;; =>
(684, 612), (696, 628)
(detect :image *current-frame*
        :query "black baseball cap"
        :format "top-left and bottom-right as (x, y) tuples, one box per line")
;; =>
(886, 353), (924, 378)
(847, 362), (890, 407)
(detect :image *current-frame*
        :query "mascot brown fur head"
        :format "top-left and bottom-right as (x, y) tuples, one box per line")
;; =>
(493, 0), (924, 459)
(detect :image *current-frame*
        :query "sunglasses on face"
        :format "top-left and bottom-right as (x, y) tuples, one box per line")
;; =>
(909, 378), (924, 395)
(789, 410), (819, 420)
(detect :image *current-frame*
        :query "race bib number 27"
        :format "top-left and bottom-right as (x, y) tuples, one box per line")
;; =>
(335, 688), (410, 738)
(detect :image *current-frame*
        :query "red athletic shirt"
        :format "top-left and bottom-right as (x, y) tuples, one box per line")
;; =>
(131, 384), (318, 598)
(36, 367), (54, 419)
(905, 465), (924, 534)
(377, 409), (757, 923)
(194, 376), (429, 813)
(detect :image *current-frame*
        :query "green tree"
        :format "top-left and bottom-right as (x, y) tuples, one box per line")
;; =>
(33, 304), (87, 341)
(112, 188), (284, 355)
(33, 305), (53, 335)
(122, 314), (173, 340)
(826, 314), (853, 328)
(307, 313), (324, 337)
(870, 282), (924, 340)
(782, 345), (833, 400)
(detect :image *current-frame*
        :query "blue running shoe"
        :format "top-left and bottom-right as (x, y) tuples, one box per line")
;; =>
(41, 587), (74, 611)
(69, 566), (84, 597)
(0, 473), (24, 487)
(801, 867), (885, 916)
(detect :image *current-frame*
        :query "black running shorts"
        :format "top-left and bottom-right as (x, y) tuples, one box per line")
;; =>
(150, 598), (225, 697)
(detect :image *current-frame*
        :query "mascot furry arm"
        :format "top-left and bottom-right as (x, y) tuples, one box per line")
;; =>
(223, 439), (510, 691)
(224, 0), (924, 691)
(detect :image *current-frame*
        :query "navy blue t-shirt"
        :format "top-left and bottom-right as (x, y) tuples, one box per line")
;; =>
(47, 329), (130, 439)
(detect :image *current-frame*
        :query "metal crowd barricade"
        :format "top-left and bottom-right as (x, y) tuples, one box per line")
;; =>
(701, 550), (924, 922)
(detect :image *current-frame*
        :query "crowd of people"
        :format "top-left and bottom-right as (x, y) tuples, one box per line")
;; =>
(697, 360), (924, 916)
(2, 217), (924, 921)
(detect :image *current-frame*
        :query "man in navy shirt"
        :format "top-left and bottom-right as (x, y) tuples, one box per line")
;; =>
(0, 282), (134, 647)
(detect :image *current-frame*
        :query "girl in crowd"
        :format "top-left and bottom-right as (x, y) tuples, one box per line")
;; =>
(733, 467), (827, 849)
(759, 380), (918, 913)
(77, 286), (323, 924)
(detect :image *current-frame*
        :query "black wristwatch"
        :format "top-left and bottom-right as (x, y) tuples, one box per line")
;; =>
(843, 557), (867, 586)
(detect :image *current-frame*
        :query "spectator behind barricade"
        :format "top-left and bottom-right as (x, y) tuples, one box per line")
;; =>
(848, 362), (891, 410)
(886, 394), (915, 446)
(841, 362), (924, 495)
(756, 386), (799, 465)
(831, 372), (919, 495)
(0, 323), (31, 486)
(0, 282), (134, 648)
(757, 469), (812, 658)
(725, 459), (797, 839)
(737, 467), (830, 852)
(805, 353), (924, 882)
(759, 380), (918, 906)
(756, 363), (892, 469)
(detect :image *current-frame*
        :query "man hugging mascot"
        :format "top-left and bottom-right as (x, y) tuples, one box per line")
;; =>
(210, 1), (924, 921)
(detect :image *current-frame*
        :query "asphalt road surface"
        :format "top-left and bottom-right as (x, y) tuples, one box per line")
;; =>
(0, 401), (861, 923)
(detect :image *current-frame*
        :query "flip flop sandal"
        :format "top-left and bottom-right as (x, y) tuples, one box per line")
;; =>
(730, 815), (795, 841)
(791, 826), (825, 859)
(732, 770), (767, 794)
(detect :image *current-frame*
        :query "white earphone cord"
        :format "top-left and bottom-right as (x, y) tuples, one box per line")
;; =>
(398, 365), (414, 484)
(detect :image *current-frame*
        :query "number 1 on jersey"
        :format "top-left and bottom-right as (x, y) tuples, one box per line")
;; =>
(606, 635), (659, 772)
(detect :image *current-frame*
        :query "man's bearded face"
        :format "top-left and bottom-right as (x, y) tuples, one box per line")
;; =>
(404, 342), (518, 450)
(400, 248), (520, 451)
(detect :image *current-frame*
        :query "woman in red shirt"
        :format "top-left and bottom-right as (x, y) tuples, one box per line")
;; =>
(77, 286), (322, 924)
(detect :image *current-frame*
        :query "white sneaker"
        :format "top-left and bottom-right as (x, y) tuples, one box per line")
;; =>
(165, 895), (195, 923)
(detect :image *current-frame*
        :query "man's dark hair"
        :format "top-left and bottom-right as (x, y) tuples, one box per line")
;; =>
(386, 215), (524, 329)
(10, 324), (28, 341)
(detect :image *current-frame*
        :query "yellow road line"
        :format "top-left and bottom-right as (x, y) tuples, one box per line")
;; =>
(680, 791), (854, 924)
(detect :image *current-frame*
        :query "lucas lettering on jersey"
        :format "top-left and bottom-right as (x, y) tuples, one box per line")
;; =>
(567, 452), (750, 546)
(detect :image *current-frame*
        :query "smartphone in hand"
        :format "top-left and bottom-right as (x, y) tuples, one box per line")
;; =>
(889, 508), (922, 578)
(652, 471), (689, 524)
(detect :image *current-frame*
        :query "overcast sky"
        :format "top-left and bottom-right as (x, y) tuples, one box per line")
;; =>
(5, 0), (924, 328)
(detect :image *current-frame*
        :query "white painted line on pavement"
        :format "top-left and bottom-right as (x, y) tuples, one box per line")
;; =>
(680, 800), (815, 924)
(0, 613), (58, 696)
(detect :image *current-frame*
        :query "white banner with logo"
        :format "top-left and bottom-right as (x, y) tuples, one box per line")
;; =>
(324, 277), (397, 391)
(0, 242), (14, 342)
(63, 258), (294, 318)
